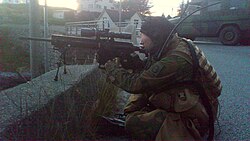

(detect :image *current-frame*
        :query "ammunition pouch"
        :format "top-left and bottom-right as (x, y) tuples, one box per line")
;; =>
(149, 88), (199, 113)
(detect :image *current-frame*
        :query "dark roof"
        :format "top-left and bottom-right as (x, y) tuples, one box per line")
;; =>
(76, 11), (101, 21)
(48, 6), (76, 11)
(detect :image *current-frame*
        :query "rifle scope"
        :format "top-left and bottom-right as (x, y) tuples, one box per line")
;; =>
(81, 28), (132, 40)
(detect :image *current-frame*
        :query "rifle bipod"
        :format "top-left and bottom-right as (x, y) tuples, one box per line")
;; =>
(54, 48), (68, 81)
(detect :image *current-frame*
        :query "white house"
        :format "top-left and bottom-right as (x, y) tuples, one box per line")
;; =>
(66, 8), (145, 45)
(77, 0), (118, 12)
(1, 0), (27, 4)
(51, 9), (76, 20)
(2, 0), (19, 4)
(95, 9), (145, 44)
(130, 12), (144, 29)
(53, 10), (66, 19)
(96, 9), (144, 32)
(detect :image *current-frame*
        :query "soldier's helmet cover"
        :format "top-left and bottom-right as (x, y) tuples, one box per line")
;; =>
(140, 17), (175, 53)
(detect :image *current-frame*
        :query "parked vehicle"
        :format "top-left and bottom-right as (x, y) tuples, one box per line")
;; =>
(169, 0), (250, 45)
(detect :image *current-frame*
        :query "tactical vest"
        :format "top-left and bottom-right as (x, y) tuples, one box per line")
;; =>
(168, 38), (222, 104)
(147, 36), (222, 113)
(152, 37), (222, 140)
(124, 37), (222, 140)
(181, 39), (222, 112)
(175, 38), (222, 141)
(192, 41), (222, 115)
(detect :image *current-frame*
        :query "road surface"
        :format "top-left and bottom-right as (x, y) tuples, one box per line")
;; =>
(196, 42), (250, 140)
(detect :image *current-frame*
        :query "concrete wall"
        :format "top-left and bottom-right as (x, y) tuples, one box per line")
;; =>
(0, 65), (103, 140)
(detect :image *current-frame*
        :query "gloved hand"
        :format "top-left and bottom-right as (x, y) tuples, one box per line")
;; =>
(104, 58), (121, 72)
(97, 47), (118, 69)
(96, 48), (107, 68)
(120, 52), (145, 71)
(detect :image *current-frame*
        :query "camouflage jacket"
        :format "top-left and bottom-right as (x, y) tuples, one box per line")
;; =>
(104, 34), (221, 115)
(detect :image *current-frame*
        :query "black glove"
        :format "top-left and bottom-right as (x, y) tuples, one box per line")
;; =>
(120, 52), (145, 71)
(96, 48), (106, 66)
(96, 47), (115, 69)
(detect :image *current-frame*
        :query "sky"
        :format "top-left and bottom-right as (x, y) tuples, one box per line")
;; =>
(149, 0), (186, 16)
(38, 0), (78, 10)
(37, 0), (186, 17)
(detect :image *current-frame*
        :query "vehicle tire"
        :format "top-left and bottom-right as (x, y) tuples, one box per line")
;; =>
(219, 26), (241, 46)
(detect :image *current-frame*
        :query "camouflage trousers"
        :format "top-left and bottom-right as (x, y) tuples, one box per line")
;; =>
(125, 102), (209, 140)
(125, 109), (166, 140)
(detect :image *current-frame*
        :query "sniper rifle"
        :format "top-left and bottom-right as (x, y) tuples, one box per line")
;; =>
(20, 29), (145, 81)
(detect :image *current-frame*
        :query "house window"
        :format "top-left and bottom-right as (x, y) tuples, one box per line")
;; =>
(103, 17), (107, 21)
(136, 29), (141, 36)
(102, 17), (110, 29)
(88, 4), (93, 9)
(96, 4), (101, 9)
(134, 19), (139, 28)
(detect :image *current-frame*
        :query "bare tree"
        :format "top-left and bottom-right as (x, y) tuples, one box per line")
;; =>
(120, 0), (152, 15)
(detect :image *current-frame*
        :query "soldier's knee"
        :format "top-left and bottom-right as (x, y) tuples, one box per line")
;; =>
(125, 114), (138, 133)
(125, 109), (167, 139)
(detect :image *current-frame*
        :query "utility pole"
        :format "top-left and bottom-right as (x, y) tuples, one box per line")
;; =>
(118, 0), (122, 32)
(44, 0), (49, 72)
(29, 0), (43, 78)
(180, 0), (185, 18)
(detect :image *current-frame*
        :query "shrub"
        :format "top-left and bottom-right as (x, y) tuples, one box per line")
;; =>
(0, 26), (29, 72)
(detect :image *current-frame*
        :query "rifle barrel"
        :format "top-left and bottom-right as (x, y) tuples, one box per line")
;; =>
(19, 36), (52, 42)
(19, 35), (145, 53)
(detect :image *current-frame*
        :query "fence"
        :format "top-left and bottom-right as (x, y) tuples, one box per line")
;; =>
(0, 22), (143, 93)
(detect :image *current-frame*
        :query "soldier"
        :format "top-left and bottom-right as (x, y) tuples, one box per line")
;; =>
(103, 17), (222, 141)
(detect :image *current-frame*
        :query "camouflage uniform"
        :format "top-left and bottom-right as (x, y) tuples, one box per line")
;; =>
(104, 33), (221, 140)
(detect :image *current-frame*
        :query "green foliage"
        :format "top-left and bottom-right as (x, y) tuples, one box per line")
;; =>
(75, 11), (101, 22)
(0, 26), (29, 71)
(121, 0), (152, 15)
(47, 7), (76, 25)
(94, 78), (120, 116)
(0, 3), (75, 25)
(80, 76), (120, 139)
(0, 4), (29, 24)
(40, 75), (120, 140)
(48, 17), (67, 25)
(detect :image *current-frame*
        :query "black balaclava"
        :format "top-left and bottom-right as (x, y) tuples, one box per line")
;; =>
(140, 16), (175, 55)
